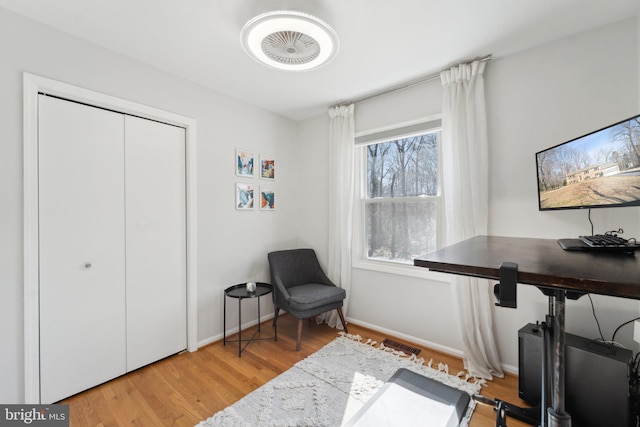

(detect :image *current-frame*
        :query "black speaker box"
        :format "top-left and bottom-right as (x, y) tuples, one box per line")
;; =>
(518, 323), (633, 427)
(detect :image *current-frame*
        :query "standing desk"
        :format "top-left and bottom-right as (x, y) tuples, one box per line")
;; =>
(414, 235), (640, 426)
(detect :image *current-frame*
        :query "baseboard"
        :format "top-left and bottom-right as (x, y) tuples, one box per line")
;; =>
(197, 314), (518, 375)
(198, 313), (275, 348)
(347, 317), (518, 375)
(347, 317), (465, 359)
(501, 363), (518, 375)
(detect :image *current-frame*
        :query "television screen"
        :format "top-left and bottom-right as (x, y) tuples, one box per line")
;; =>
(536, 114), (640, 211)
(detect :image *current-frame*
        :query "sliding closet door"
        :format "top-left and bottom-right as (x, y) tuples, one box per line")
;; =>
(124, 116), (187, 371)
(39, 95), (127, 403)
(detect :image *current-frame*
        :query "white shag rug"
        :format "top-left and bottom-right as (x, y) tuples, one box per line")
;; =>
(197, 333), (483, 427)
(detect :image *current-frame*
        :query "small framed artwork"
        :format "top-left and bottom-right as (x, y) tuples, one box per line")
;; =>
(236, 149), (254, 177)
(236, 183), (255, 210)
(260, 154), (275, 180)
(260, 186), (275, 210)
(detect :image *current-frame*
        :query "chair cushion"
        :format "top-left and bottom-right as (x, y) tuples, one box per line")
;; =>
(287, 284), (346, 312)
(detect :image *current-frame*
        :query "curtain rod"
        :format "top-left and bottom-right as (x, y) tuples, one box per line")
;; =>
(331, 55), (492, 108)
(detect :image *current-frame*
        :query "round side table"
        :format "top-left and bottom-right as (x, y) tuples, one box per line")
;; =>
(223, 282), (276, 356)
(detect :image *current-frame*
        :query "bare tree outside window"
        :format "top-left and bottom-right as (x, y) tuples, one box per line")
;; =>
(364, 131), (440, 263)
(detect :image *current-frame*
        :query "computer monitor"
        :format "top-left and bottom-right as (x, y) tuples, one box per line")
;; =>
(536, 114), (640, 211)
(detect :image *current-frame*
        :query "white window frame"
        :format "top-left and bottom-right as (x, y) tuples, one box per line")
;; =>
(352, 117), (449, 281)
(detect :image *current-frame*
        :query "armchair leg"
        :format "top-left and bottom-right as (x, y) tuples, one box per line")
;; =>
(337, 307), (348, 333)
(272, 307), (279, 342)
(296, 319), (303, 351)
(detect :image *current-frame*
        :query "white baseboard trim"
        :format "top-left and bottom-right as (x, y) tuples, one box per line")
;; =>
(503, 364), (518, 375)
(197, 314), (519, 376)
(347, 317), (465, 358)
(347, 317), (519, 376)
(198, 313), (275, 348)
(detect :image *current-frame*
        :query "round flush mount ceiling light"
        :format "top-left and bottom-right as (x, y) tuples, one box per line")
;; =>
(240, 10), (339, 71)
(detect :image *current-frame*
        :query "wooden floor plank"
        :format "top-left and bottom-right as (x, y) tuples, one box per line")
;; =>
(61, 315), (529, 426)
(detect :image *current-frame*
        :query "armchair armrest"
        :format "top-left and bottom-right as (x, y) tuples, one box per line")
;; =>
(273, 275), (291, 301)
(312, 265), (337, 287)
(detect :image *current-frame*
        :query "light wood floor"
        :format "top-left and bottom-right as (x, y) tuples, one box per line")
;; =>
(62, 315), (531, 426)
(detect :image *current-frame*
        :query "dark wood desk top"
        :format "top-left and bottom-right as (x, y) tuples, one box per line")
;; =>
(414, 235), (640, 300)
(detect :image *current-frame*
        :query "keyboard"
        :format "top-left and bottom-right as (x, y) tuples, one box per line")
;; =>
(580, 234), (628, 247)
(578, 234), (640, 253)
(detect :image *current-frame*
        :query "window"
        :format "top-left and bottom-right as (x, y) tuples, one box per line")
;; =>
(356, 120), (442, 266)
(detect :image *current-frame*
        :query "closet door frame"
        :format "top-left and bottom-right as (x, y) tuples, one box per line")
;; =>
(23, 73), (198, 404)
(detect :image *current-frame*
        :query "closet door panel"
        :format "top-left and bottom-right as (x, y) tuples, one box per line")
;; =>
(125, 116), (187, 371)
(38, 96), (127, 403)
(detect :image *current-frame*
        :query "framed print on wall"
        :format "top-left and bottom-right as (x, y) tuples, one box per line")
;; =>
(260, 186), (275, 210)
(236, 149), (254, 177)
(236, 183), (255, 210)
(260, 154), (275, 180)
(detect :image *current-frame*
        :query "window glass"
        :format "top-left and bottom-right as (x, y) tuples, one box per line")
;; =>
(362, 129), (441, 264)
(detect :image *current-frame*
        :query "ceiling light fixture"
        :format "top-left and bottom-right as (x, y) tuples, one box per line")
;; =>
(240, 10), (339, 71)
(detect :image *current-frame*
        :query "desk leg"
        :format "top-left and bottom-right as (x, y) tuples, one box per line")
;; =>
(548, 291), (571, 427)
(540, 309), (553, 427)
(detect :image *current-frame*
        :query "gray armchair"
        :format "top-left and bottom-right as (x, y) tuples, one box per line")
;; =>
(268, 249), (347, 351)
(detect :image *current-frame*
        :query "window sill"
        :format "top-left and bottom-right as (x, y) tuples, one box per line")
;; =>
(352, 257), (452, 282)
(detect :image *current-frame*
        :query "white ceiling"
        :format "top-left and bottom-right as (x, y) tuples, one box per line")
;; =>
(1, 0), (639, 121)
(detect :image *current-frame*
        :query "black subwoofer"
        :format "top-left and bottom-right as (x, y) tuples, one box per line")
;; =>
(518, 323), (633, 427)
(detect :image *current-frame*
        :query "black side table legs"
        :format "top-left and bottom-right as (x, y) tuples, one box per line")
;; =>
(223, 282), (276, 357)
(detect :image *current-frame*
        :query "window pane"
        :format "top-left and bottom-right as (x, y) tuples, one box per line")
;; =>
(366, 200), (437, 263)
(367, 133), (439, 198)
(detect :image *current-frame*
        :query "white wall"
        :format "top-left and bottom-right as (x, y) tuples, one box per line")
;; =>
(298, 16), (640, 373)
(0, 8), (299, 403)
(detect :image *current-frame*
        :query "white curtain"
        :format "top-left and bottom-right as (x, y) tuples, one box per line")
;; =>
(317, 104), (355, 329)
(440, 60), (504, 379)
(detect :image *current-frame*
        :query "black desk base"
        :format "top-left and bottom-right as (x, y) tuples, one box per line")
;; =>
(479, 290), (573, 427)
